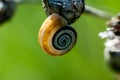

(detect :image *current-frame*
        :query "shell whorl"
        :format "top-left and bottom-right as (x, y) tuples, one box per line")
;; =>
(52, 26), (77, 51)
(38, 13), (77, 56)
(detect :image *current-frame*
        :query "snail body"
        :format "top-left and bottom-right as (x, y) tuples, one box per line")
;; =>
(42, 0), (84, 24)
(38, 13), (77, 56)
(38, 0), (84, 56)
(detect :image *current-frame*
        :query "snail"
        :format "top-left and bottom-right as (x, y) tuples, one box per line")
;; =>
(0, 0), (16, 24)
(38, 0), (84, 56)
(38, 13), (77, 56)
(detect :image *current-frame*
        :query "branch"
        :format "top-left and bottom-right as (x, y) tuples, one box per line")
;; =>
(13, 0), (41, 4)
(84, 5), (113, 20)
(14, 0), (114, 20)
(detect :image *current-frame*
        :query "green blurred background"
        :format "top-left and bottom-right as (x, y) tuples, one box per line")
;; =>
(0, 0), (120, 80)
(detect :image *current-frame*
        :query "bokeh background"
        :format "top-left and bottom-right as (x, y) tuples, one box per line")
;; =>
(0, 0), (120, 80)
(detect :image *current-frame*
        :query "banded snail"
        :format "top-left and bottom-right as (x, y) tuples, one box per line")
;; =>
(38, 13), (77, 56)
(38, 0), (84, 56)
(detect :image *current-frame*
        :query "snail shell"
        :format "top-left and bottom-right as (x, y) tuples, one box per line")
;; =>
(38, 13), (77, 56)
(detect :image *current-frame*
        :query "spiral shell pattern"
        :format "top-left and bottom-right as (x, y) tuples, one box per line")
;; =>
(53, 26), (77, 51)
(38, 13), (77, 56)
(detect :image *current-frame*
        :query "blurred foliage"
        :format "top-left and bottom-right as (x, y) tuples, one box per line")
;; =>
(0, 0), (120, 80)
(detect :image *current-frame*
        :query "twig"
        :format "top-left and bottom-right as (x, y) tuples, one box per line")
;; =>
(84, 5), (113, 20)
(13, 0), (113, 19)
(13, 0), (41, 4)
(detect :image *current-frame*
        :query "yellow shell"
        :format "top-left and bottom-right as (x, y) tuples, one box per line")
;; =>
(38, 13), (77, 56)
